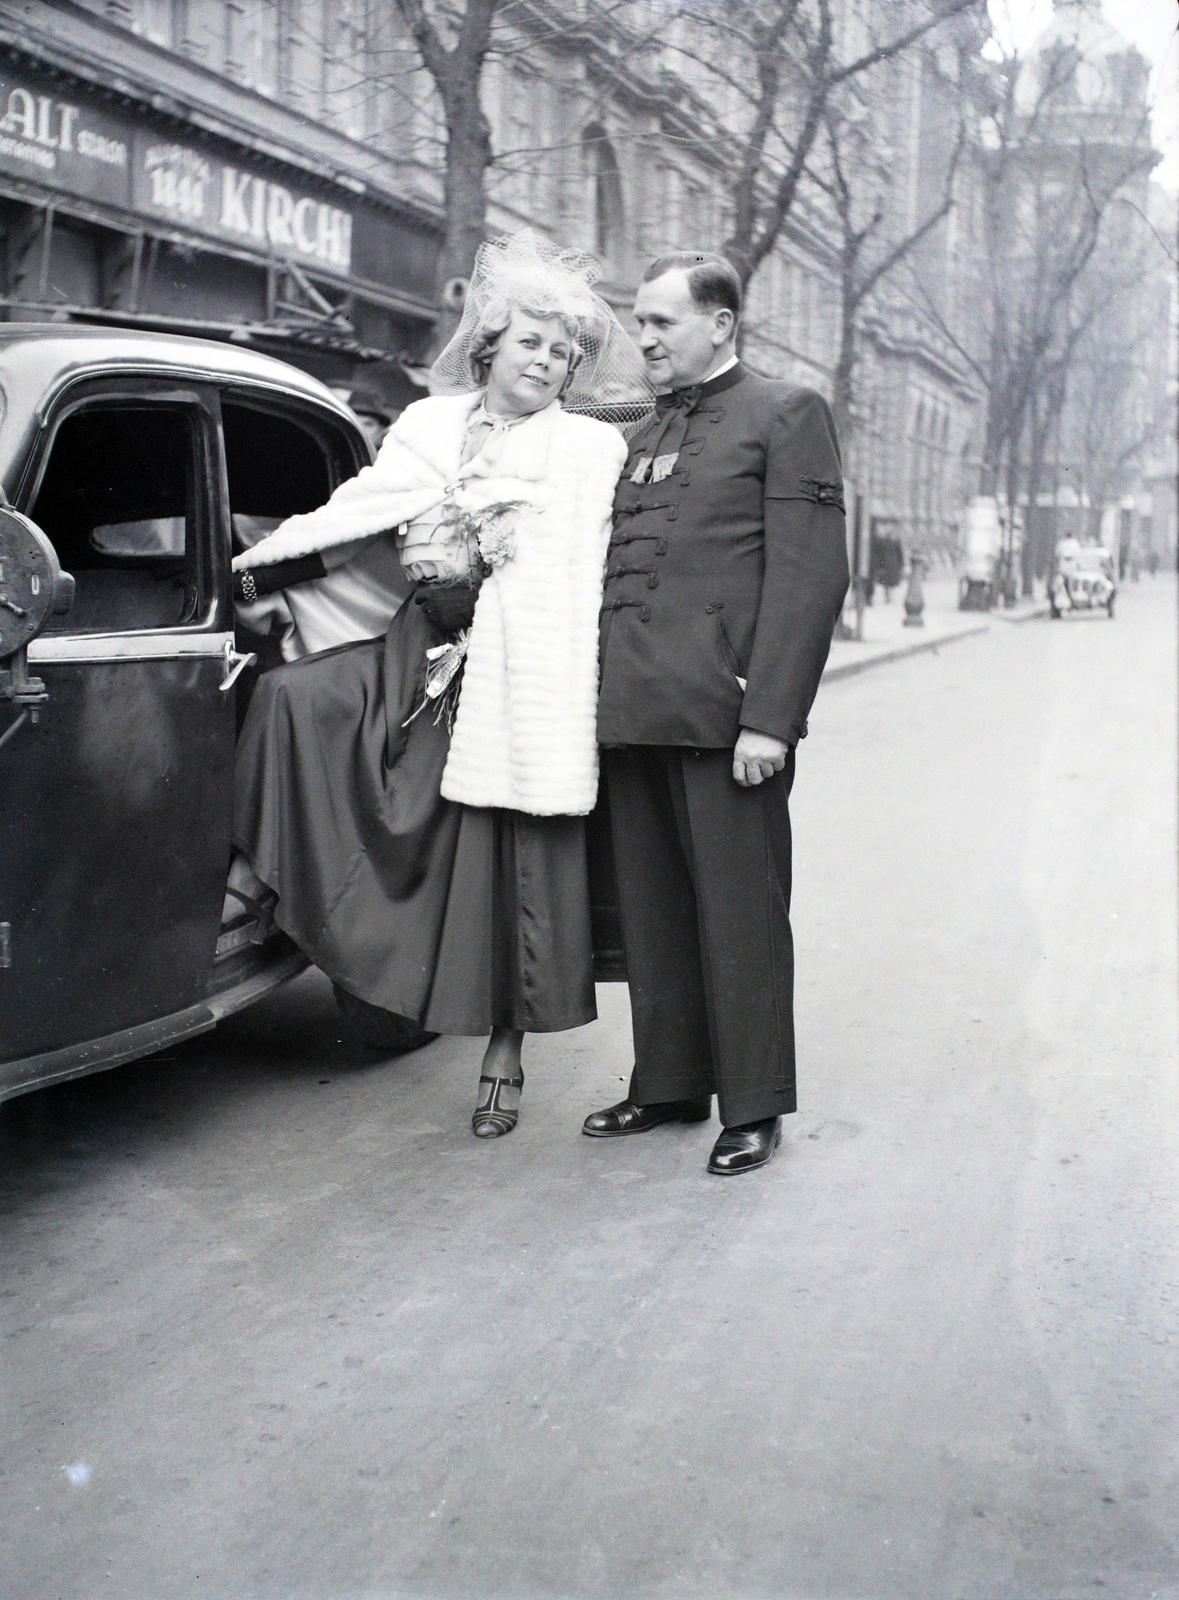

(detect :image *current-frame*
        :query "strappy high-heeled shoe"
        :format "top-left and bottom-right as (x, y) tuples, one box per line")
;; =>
(472, 1069), (524, 1138)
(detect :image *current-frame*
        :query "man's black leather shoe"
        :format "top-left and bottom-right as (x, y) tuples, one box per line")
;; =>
(582, 1095), (712, 1137)
(707, 1116), (782, 1175)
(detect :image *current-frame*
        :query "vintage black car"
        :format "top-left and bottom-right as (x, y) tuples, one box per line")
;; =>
(0, 325), (390, 1102)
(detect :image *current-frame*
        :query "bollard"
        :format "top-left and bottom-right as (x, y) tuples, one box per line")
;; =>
(903, 551), (927, 627)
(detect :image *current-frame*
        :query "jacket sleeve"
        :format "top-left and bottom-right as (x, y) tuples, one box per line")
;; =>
(739, 388), (849, 747)
(233, 552), (327, 601)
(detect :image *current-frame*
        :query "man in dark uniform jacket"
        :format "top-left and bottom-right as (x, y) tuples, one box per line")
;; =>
(583, 252), (849, 1174)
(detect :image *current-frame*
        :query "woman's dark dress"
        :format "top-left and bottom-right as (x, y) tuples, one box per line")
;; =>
(233, 598), (595, 1035)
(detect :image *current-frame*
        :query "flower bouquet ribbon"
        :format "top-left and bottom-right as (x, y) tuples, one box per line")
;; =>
(403, 630), (470, 734)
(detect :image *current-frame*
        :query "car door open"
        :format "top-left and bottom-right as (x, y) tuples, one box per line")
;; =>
(0, 381), (236, 1064)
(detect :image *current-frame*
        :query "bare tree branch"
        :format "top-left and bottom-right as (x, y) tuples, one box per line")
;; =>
(856, 123), (965, 308)
(828, 0), (984, 87)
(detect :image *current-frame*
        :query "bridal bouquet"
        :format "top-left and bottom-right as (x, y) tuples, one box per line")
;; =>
(440, 498), (527, 575)
(403, 500), (527, 735)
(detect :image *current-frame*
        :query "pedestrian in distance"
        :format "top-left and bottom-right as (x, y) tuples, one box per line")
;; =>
(584, 251), (850, 1175)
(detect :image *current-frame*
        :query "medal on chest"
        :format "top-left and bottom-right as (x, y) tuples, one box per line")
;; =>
(629, 453), (680, 485)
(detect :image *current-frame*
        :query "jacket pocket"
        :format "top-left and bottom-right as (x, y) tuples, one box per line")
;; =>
(716, 617), (746, 687)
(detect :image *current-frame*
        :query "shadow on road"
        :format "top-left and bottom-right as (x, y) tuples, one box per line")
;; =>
(0, 969), (438, 1210)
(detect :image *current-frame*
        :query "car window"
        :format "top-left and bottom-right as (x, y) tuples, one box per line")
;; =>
(31, 404), (199, 634)
(221, 401), (357, 553)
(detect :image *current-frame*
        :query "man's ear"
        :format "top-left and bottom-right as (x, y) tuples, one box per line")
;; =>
(712, 308), (736, 347)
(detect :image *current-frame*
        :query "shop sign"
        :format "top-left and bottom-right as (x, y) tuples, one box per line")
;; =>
(1, 74), (352, 273)
(0, 80), (131, 208)
(134, 148), (352, 272)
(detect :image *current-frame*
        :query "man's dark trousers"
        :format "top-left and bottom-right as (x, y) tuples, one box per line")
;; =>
(604, 744), (796, 1128)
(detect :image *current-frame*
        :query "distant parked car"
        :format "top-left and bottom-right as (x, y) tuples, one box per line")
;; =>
(0, 325), (392, 1102)
(1050, 539), (1116, 619)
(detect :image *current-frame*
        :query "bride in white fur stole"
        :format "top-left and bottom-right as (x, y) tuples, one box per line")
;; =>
(226, 233), (652, 1137)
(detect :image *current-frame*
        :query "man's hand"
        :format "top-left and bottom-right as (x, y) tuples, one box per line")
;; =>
(732, 728), (790, 787)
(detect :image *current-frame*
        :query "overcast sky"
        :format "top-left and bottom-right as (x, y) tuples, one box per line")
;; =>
(986, 0), (1179, 190)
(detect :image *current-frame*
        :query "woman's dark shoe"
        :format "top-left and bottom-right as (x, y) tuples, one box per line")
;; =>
(707, 1117), (782, 1175)
(472, 1071), (524, 1139)
(582, 1095), (712, 1137)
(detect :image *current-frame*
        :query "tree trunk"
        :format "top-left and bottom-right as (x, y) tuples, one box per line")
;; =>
(831, 276), (857, 457)
(978, 321), (1008, 498)
(1022, 430), (1044, 596)
(1023, 375), (1065, 592)
(393, 0), (499, 361)
(979, 404), (1003, 499)
(429, 83), (493, 359)
(1004, 421), (1024, 601)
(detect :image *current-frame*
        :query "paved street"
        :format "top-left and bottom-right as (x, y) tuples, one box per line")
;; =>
(3, 577), (1176, 1600)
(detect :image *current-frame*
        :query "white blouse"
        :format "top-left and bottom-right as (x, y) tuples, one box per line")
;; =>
(397, 397), (530, 583)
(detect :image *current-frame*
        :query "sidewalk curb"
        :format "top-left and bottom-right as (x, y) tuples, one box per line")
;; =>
(993, 601), (1052, 624)
(824, 622), (990, 682)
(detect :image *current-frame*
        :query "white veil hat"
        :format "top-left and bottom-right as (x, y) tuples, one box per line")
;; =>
(429, 230), (654, 436)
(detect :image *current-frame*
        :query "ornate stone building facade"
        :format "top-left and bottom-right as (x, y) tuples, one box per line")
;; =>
(9, 1), (1160, 570)
(1014, 0), (1174, 569)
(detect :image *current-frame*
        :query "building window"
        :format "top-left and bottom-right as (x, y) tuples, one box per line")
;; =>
(664, 165), (683, 247)
(279, 0), (322, 109)
(799, 272), (814, 359)
(782, 262), (797, 350)
(682, 179), (705, 247)
(582, 124), (624, 263)
(140, 0), (173, 46)
(322, 0), (367, 136)
(508, 69), (542, 216)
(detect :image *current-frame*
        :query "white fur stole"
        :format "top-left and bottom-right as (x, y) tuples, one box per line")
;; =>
(235, 393), (626, 816)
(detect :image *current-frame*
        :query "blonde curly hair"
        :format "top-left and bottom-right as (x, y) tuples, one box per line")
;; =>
(430, 231), (654, 434)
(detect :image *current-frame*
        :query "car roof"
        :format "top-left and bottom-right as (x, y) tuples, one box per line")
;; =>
(0, 324), (359, 494)
(0, 322), (346, 398)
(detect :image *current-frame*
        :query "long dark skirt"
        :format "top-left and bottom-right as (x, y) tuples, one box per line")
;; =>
(232, 599), (596, 1035)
